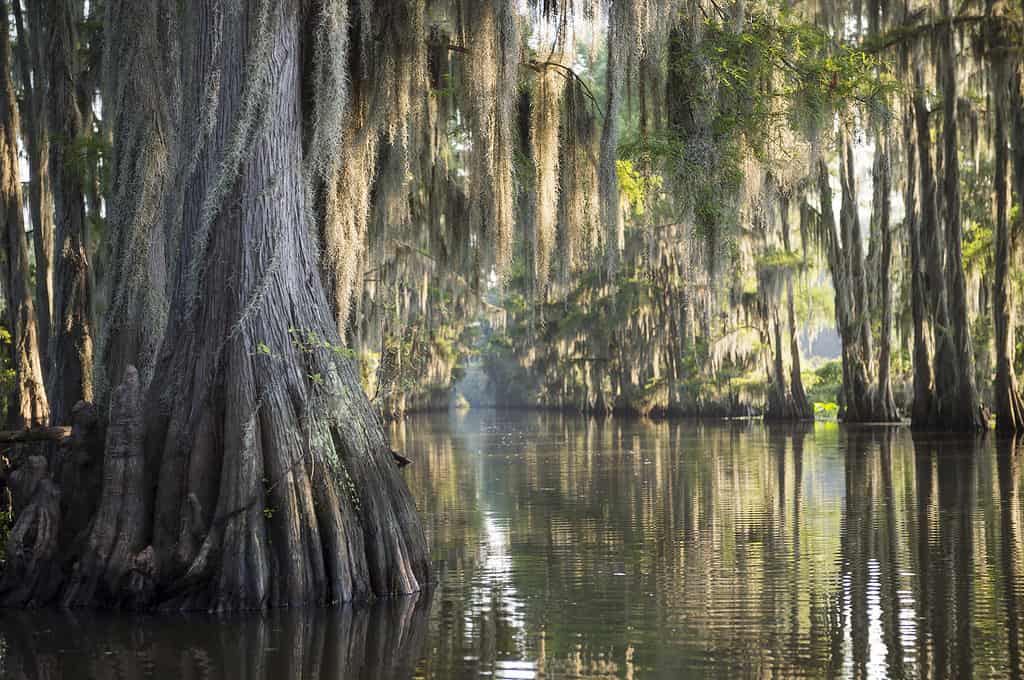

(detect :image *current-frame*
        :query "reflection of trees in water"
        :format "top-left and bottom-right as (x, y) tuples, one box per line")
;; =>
(6, 417), (1024, 679)
(0, 593), (429, 679)
(997, 436), (1024, 679)
(397, 413), (850, 677)
(830, 427), (912, 679)
(393, 413), (1024, 678)
(827, 429), (1024, 679)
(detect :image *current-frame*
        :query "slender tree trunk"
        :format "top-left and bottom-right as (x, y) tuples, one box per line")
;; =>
(1014, 71), (1024, 219)
(819, 145), (878, 422)
(763, 272), (791, 420)
(913, 67), (961, 430)
(781, 195), (812, 419)
(874, 138), (898, 420)
(12, 0), (54, 375)
(905, 102), (933, 424)
(841, 140), (875, 406)
(993, 68), (1024, 431)
(46, 0), (94, 424)
(600, 11), (624, 273)
(937, 7), (984, 430)
(0, 0), (48, 428)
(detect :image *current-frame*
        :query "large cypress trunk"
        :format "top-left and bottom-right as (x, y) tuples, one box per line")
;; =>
(2, 0), (428, 611)
(0, 0), (48, 428)
(46, 0), (94, 424)
(96, 0), (173, 398)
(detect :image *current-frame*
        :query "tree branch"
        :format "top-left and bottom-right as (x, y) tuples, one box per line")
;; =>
(0, 426), (73, 444)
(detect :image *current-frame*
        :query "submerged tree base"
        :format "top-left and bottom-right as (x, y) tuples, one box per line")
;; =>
(0, 367), (429, 611)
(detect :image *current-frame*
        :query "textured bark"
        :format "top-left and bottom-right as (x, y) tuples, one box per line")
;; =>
(838, 141), (876, 421)
(764, 307), (791, 419)
(1, 0), (428, 613)
(0, 427), (71, 444)
(1015, 71), (1024, 221)
(0, 401), (104, 607)
(760, 198), (789, 421)
(0, 0), (48, 429)
(904, 102), (933, 425)
(62, 367), (151, 607)
(872, 139), (898, 421)
(936, 11), (984, 431)
(46, 0), (95, 424)
(993, 70), (1024, 431)
(12, 0), (54, 372)
(150, 0), (426, 610)
(781, 196), (812, 419)
(0, 456), (63, 605)
(600, 11), (624, 273)
(96, 0), (173, 398)
(764, 196), (811, 421)
(817, 147), (894, 423)
(912, 66), (980, 430)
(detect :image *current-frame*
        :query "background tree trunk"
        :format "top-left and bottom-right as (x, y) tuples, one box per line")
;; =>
(0, 0), (48, 428)
(873, 139), (898, 420)
(913, 66), (959, 430)
(46, 0), (94, 424)
(12, 0), (54, 375)
(781, 195), (812, 419)
(904, 102), (933, 425)
(818, 150), (882, 423)
(993, 66), (1024, 431)
(838, 140), (879, 421)
(937, 7), (984, 431)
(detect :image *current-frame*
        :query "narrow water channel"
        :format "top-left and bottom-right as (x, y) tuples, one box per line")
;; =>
(2, 410), (1022, 679)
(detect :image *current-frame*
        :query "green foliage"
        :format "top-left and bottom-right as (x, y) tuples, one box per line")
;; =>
(805, 360), (842, 408)
(0, 326), (14, 418)
(813, 401), (840, 420)
(756, 248), (804, 274)
(288, 327), (358, 359)
(616, 159), (661, 216)
(0, 509), (11, 558)
(698, 5), (894, 146)
(814, 359), (842, 385)
(66, 131), (110, 191)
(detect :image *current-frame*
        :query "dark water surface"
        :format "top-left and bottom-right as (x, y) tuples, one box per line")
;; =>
(3, 410), (1024, 679)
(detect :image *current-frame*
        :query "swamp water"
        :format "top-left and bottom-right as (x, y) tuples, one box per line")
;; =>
(2, 409), (1023, 678)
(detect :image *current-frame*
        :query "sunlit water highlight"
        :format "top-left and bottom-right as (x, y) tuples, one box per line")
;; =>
(2, 409), (1023, 678)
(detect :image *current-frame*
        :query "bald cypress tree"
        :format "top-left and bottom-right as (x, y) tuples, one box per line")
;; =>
(5, 0), (428, 610)
(46, 0), (94, 425)
(0, 0), (48, 429)
(6, 0), (678, 611)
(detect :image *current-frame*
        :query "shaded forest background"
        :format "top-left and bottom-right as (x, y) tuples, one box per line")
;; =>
(3, 0), (1024, 432)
